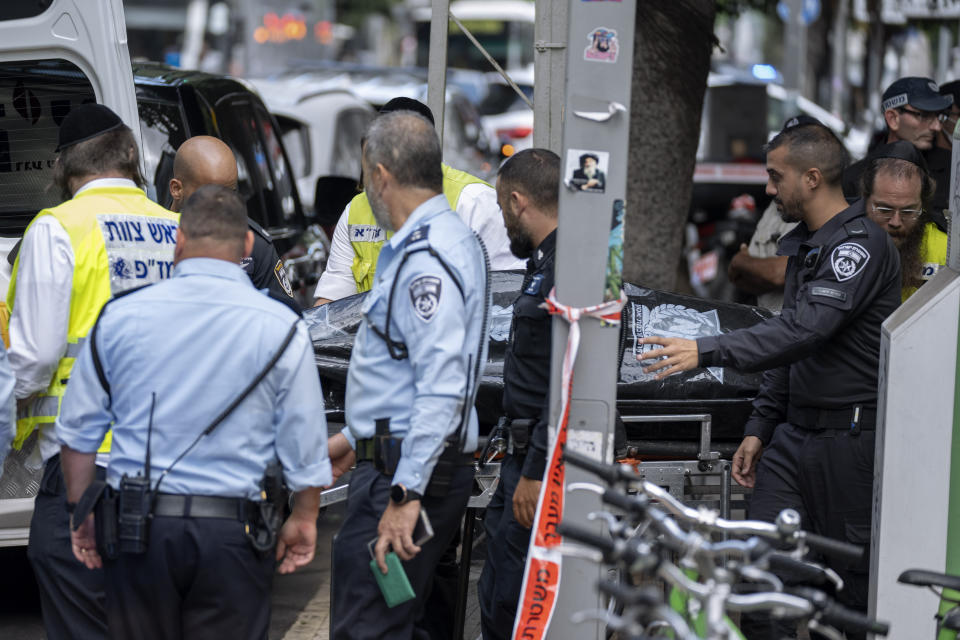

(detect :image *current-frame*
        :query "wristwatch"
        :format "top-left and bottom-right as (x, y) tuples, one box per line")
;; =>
(390, 484), (422, 505)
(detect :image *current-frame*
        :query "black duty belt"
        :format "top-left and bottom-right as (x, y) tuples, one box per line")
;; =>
(355, 436), (473, 472)
(152, 493), (252, 521)
(788, 404), (876, 434)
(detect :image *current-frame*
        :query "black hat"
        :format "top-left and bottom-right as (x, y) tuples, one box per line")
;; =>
(882, 77), (954, 113)
(56, 103), (128, 152)
(378, 97), (435, 125)
(940, 80), (960, 109)
(868, 140), (929, 172)
(780, 114), (823, 132)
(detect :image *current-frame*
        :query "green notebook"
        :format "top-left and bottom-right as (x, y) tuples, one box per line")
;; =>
(369, 552), (416, 608)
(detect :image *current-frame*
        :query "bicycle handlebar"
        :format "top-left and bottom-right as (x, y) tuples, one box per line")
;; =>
(789, 587), (889, 636)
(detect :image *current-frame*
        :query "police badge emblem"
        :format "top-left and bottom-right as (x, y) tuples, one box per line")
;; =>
(410, 275), (442, 322)
(831, 243), (870, 282)
(274, 260), (294, 298)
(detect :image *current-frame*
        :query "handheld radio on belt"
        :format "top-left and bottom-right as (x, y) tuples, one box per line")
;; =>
(73, 317), (301, 557)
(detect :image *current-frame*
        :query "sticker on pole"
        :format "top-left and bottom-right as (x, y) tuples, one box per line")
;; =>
(583, 27), (619, 63)
(565, 149), (608, 193)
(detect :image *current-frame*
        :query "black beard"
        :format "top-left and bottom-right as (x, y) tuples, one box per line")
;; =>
(509, 233), (534, 260)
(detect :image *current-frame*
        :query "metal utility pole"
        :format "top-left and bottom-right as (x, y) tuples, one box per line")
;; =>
(533, 0), (567, 152)
(427, 0), (450, 144)
(829, 0), (848, 117)
(782, 0), (808, 96)
(512, 1), (636, 638)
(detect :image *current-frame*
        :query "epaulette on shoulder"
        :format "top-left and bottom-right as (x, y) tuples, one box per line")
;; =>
(404, 224), (431, 247)
(247, 217), (272, 242)
(843, 219), (868, 238)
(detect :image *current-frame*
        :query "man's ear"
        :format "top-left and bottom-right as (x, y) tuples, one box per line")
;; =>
(884, 108), (900, 134)
(243, 230), (254, 259)
(169, 178), (183, 202)
(804, 167), (823, 190)
(510, 189), (527, 216)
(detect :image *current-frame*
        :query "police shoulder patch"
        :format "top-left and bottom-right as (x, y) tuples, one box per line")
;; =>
(274, 259), (294, 298)
(830, 242), (870, 282)
(409, 275), (442, 322)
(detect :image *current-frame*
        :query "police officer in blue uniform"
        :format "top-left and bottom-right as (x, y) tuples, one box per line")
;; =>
(169, 135), (301, 312)
(325, 110), (489, 639)
(640, 119), (900, 637)
(57, 186), (332, 640)
(477, 148), (560, 639)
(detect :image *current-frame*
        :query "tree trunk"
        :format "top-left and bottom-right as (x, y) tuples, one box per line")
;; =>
(624, 1), (716, 291)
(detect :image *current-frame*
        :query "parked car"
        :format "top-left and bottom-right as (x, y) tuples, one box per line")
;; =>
(272, 65), (499, 181)
(0, 0), (322, 546)
(478, 69), (534, 158)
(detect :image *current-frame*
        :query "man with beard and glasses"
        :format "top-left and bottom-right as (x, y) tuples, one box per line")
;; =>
(639, 121), (900, 639)
(6, 103), (178, 640)
(843, 77), (953, 230)
(326, 111), (489, 639)
(860, 141), (941, 301)
(477, 148), (559, 639)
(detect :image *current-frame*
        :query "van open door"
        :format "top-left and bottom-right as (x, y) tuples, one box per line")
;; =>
(0, 0), (139, 547)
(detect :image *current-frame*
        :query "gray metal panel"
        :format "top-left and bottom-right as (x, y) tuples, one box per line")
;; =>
(533, 0), (567, 152)
(427, 0), (450, 144)
(545, 2), (636, 638)
(871, 267), (960, 636)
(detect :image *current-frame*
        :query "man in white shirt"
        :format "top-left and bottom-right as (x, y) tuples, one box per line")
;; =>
(7, 103), (179, 640)
(313, 97), (523, 305)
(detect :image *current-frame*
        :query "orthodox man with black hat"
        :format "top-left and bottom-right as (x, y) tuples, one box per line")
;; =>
(312, 96), (522, 305)
(6, 103), (179, 640)
(860, 140), (942, 301)
(640, 120), (900, 638)
(842, 77), (953, 245)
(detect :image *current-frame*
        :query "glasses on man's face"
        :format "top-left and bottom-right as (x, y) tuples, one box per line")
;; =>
(870, 203), (923, 221)
(899, 107), (940, 124)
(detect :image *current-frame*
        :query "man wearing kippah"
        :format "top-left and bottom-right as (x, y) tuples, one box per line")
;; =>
(7, 103), (179, 639)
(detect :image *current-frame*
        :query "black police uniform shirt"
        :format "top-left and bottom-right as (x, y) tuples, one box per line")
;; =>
(241, 219), (301, 313)
(696, 199), (901, 444)
(502, 229), (556, 480)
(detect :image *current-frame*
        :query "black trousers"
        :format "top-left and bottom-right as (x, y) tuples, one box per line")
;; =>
(330, 461), (473, 640)
(27, 455), (108, 640)
(740, 423), (874, 640)
(103, 515), (275, 640)
(478, 453), (530, 640)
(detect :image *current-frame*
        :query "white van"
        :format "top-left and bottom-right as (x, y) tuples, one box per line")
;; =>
(0, 0), (145, 547)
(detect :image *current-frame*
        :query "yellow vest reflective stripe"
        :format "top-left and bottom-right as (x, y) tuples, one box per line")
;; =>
(347, 165), (490, 293)
(7, 186), (179, 452)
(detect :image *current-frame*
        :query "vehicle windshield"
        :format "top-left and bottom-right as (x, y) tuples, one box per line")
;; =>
(0, 59), (95, 234)
(416, 19), (534, 71)
(479, 83), (533, 116)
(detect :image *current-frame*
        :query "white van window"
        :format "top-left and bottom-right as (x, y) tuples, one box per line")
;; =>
(0, 60), (95, 234)
(0, 2), (54, 21)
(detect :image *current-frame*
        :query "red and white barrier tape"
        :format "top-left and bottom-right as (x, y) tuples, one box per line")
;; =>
(512, 287), (627, 640)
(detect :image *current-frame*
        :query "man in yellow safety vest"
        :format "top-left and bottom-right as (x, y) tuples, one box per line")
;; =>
(313, 97), (523, 305)
(7, 103), (179, 640)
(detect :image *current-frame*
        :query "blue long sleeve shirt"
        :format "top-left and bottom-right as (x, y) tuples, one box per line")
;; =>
(345, 195), (489, 494)
(56, 258), (332, 499)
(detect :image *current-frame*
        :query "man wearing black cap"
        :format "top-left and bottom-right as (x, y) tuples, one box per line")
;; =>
(861, 140), (941, 300)
(640, 120), (901, 637)
(312, 96), (522, 305)
(6, 103), (179, 640)
(842, 77), (953, 229)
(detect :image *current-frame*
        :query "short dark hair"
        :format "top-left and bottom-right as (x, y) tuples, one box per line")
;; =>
(363, 111), (443, 192)
(179, 184), (248, 255)
(861, 156), (936, 209)
(498, 148), (560, 214)
(53, 128), (144, 199)
(763, 123), (850, 186)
